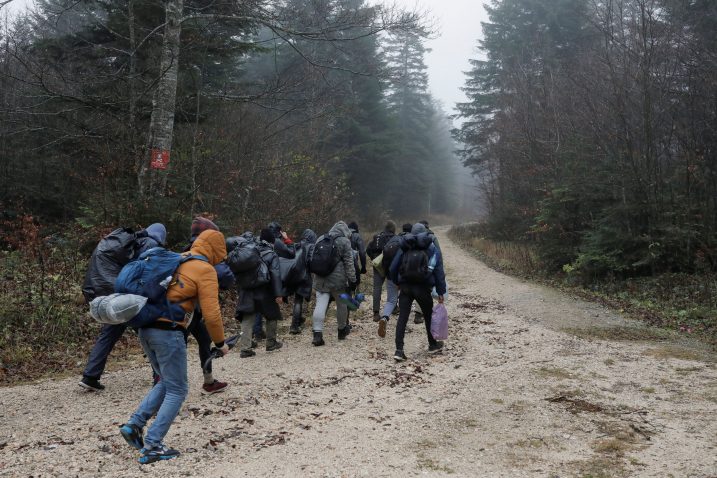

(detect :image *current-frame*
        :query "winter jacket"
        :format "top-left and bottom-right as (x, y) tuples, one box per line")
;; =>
(388, 231), (447, 296)
(160, 229), (227, 346)
(366, 230), (394, 260)
(312, 221), (356, 293)
(235, 240), (283, 313)
(349, 228), (367, 273)
(294, 229), (317, 298)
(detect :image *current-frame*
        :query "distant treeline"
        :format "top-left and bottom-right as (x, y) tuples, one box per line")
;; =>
(454, 0), (717, 279)
(0, 0), (460, 240)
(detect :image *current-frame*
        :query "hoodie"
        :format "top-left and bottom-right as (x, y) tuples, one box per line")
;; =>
(162, 229), (227, 346)
(312, 221), (357, 293)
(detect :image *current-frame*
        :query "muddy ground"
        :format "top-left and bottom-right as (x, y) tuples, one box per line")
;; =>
(1, 227), (715, 477)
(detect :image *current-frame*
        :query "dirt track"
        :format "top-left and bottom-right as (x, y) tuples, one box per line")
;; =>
(1, 228), (716, 477)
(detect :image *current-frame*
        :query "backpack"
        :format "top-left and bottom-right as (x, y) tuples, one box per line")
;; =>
(368, 231), (392, 259)
(399, 235), (436, 283)
(399, 249), (430, 282)
(114, 247), (208, 327)
(381, 235), (403, 271)
(235, 249), (272, 289)
(82, 228), (139, 302)
(309, 234), (340, 277)
(226, 236), (261, 273)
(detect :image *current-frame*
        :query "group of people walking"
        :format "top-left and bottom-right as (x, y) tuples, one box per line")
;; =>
(78, 216), (447, 464)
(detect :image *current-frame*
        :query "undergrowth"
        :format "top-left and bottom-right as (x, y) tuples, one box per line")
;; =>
(449, 223), (717, 346)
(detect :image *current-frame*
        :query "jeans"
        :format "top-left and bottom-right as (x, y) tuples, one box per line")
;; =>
(371, 269), (384, 313)
(395, 283), (437, 351)
(382, 279), (399, 317)
(83, 323), (128, 380)
(312, 290), (348, 332)
(253, 313), (264, 337)
(128, 328), (188, 448)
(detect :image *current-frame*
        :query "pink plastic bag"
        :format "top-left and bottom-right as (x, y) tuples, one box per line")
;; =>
(431, 303), (448, 340)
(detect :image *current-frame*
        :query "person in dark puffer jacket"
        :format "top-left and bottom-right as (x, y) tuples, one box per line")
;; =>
(387, 223), (447, 362)
(234, 229), (285, 357)
(79, 223), (167, 392)
(288, 229), (317, 334)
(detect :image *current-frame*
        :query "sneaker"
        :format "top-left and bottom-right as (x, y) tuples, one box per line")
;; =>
(377, 317), (388, 338)
(393, 349), (407, 362)
(79, 376), (105, 391)
(138, 444), (180, 464)
(428, 341), (444, 354)
(119, 423), (144, 450)
(202, 380), (228, 395)
(372, 311), (380, 322)
(289, 325), (301, 335)
(266, 340), (283, 352)
(413, 311), (424, 324)
(240, 350), (256, 358)
(338, 326), (350, 340)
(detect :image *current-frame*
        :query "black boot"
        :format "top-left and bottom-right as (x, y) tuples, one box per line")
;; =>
(312, 331), (325, 346)
(338, 326), (350, 340)
(266, 339), (283, 352)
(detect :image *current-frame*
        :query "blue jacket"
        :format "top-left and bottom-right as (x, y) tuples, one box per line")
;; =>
(389, 234), (447, 295)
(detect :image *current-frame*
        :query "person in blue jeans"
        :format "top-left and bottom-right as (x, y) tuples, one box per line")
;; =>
(120, 229), (229, 464)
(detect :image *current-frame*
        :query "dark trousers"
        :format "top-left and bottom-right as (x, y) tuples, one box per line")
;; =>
(83, 323), (127, 379)
(290, 294), (306, 329)
(395, 283), (437, 351)
(185, 311), (213, 374)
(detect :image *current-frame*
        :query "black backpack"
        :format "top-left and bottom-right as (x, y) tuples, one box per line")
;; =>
(399, 249), (430, 282)
(381, 235), (403, 270)
(82, 228), (139, 302)
(225, 236), (262, 274)
(235, 249), (272, 289)
(309, 234), (340, 277)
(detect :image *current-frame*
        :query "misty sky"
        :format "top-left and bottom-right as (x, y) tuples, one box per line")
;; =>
(390, 0), (488, 115)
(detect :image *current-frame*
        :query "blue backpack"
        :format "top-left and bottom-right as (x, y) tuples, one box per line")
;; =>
(114, 247), (208, 328)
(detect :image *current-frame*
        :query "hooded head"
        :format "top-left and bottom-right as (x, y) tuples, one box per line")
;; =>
(402, 223), (413, 233)
(260, 228), (275, 244)
(348, 221), (359, 233)
(190, 229), (226, 266)
(145, 223), (167, 246)
(267, 222), (282, 239)
(191, 217), (219, 238)
(300, 229), (317, 244)
(329, 220), (351, 239)
(411, 223), (428, 235)
(384, 220), (396, 234)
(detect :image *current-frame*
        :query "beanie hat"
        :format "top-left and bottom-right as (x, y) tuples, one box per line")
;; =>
(145, 223), (167, 246)
(411, 223), (427, 235)
(384, 220), (396, 234)
(348, 221), (359, 232)
(402, 223), (413, 233)
(260, 228), (275, 244)
(191, 217), (219, 237)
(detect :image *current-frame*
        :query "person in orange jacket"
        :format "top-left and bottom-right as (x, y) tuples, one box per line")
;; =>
(119, 229), (229, 464)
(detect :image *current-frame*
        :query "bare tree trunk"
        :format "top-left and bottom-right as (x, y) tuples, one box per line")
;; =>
(137, 0), (184, 197)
